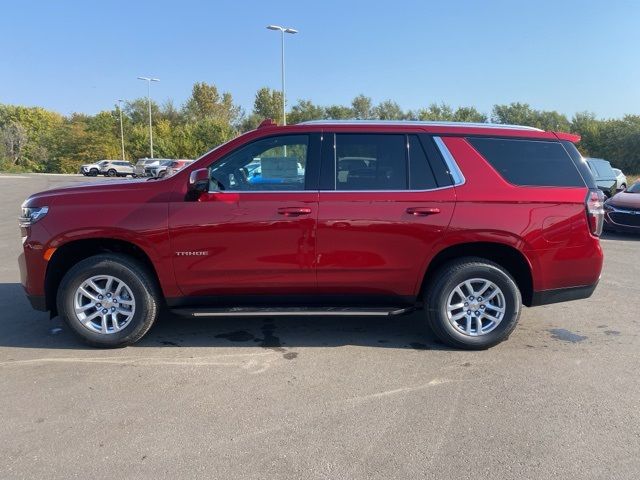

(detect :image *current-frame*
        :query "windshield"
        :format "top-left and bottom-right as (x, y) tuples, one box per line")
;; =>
(627, 182), (640, 193)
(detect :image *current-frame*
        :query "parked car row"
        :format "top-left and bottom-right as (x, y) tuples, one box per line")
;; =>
(133, 158), (193, 178)
(79, 160), (135, 177)
(80, 159), (193, 178)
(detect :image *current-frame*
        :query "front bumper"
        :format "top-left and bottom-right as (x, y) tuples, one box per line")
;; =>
(530, 281), (599, 307)
(604, 207), (640, 233)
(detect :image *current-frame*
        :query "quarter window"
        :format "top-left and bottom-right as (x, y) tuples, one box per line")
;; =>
(468, 137), (585, 187)
(209, 135), (308, 191)
(408, 135), (437, 190)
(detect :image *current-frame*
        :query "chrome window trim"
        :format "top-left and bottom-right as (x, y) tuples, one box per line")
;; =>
(433, 136), (466, 187)
(207, 186), (457, 194)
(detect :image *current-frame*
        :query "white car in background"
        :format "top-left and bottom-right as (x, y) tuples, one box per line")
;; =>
(613, 168), (628, 191)
(100, 160), (135, 177)
(79, 160), (109, 176)
(134, 158), (173, 177)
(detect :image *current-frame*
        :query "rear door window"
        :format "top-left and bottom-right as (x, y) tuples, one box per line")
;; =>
(467, 137), (585, 187)
(335, 134), (407, 190)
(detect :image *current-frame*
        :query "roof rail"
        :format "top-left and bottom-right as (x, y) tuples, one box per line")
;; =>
(297, 120), (544, 132)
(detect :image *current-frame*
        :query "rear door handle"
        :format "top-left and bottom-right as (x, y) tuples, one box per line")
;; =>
(277, 207), (312, 216)
(406, 207), (441, 216)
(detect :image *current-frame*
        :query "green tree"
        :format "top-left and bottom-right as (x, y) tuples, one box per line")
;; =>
(253, 87), (283, 123)
(325, 105), (353, 119)
(183, 82), (241, 125)
(374, 100), (404, 120)
(351, 94), (373, 119)
(288, 99), (325, 124)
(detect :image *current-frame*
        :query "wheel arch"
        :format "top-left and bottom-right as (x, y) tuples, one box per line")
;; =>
(419, 241), (534, 307)
(45, 237), (162, 316)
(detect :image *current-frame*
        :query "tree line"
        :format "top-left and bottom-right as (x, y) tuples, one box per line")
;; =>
(1, 82), (639, 174)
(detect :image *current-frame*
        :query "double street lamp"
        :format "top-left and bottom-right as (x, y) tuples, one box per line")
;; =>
(266, 25), (298, 126)
(137, 76), (160, 158)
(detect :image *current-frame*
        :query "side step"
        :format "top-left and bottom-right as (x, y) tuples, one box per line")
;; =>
(171, 306), (414, 318)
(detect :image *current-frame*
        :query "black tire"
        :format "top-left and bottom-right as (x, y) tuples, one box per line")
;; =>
(423, 257), (522, 350)
(107, 169), (117, 177)
(57, 254), (160, 348)
(89, 168), (99, 177)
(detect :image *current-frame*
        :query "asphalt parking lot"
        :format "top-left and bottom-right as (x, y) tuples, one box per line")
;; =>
(1, 173), (639, 479)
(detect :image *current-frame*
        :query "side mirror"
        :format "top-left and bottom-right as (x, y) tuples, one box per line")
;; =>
(188, 168), (209, 194)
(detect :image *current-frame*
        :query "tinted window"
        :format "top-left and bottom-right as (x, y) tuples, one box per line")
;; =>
(408, 135), (437, 189)
(335, 134), (407, 190)
(560, 141), (597, 189)
(468, 138), (585, 187)
(210, 135), (308, 191)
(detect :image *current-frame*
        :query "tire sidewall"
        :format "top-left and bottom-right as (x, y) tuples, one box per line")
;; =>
(430, 263), (521, 349)
(57, 257), (156, 347)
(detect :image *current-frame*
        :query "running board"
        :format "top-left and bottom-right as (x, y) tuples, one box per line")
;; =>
(171, 306), (414, 318)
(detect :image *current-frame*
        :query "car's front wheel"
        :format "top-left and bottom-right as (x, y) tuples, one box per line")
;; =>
(57, 254), (159, 347)
(89, 168), (99, 176)
(424, 257), (522, 349)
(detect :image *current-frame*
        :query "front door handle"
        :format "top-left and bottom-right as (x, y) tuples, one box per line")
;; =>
(406, 207), (441, 216)
(277, 207), (312, 216)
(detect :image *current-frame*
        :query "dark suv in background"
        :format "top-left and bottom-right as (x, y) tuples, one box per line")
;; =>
(19, 120), (604, 350)
(586, 158), (617, 198)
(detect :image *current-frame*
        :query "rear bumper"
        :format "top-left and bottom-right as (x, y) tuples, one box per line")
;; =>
(530, 281), (599, 307)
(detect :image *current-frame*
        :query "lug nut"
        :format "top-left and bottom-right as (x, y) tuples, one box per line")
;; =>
(98, 295), (103, 300)
(478, 296), (483, 302)
(96, 303), (101, 308)
(107, 293), (112, 298)
(475, 311), (481, 316)
(480, 305), (485, 310)
(111, 307), (116, 312)
(467, 310), (472, 315)
(464, 302), (469, 307)
(102, 309), (108, 314)
(469, 296), (475, 301)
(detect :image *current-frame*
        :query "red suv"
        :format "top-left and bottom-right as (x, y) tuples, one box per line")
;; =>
(18, 121), (604, 349)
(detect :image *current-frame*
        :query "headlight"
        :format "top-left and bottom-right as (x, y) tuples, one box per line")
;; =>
(19, 206), (49, 228)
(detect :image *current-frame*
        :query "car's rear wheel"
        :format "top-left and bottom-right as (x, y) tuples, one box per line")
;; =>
(57, 254), (159, 348)
(424, 257), (521, 349)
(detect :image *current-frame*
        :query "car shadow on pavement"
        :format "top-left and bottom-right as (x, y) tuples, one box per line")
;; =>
(0, 282), (450, 351)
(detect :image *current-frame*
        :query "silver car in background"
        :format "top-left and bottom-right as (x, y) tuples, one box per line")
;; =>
(613, 168), (628, 191)
(134, 158), (171, 177)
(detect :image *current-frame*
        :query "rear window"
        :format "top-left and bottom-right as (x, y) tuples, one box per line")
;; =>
(468, 137), (585, 187)
(588, 159), (615, 179)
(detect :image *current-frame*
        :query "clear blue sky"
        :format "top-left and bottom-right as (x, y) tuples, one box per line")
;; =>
(1, 0), (639, 119)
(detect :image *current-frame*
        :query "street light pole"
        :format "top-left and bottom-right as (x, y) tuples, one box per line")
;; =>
(137, 76), (160, 158)
(116, 99), (126, 161)
(266, 25), (298, 126)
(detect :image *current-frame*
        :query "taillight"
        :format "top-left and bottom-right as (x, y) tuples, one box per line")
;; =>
(586, 189), (605, 236)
